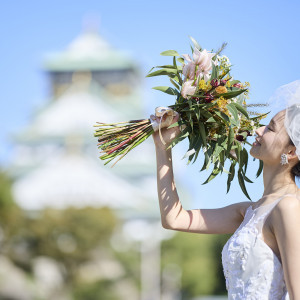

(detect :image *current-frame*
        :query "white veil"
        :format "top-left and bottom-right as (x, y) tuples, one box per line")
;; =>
(267, 80), (300, 160)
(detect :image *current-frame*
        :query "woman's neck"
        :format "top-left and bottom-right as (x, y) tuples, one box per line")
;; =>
(262, 163), (298, 197)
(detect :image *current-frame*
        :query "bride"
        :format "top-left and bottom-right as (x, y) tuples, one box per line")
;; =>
(152, 82), (300, 299)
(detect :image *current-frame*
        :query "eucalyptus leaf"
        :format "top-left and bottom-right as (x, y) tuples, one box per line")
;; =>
(189, 36), (202, 50)
(146, 68), (177, 77)
(211, 63), (218, 80)
(226, 162), (236, 193)
(206, 117), (216, 122)
(160, 50), (179, 56)
(183, 148), (196, 159)
(202, 164), (221, 185)
(217, 89), (247, 99)
(177, 57), (185, 64)
(227, 103), (239, 123)
(225, 127), (234, 158)
(233, 103), (249, 118)
(152, 86), (177, 95)
(256, 159), (264, 178)
(241, 168), (253, 183)
(169, 78), (180, 90)
(238, 171), (251, 200)
(230, 80), (241, 85)
(199, 122), (207, 146)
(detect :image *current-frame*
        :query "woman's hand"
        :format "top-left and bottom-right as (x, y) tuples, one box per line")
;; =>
(151, 111), (181, 151)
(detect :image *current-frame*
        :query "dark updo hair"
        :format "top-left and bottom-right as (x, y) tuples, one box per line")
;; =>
(289, 138), (300, 179)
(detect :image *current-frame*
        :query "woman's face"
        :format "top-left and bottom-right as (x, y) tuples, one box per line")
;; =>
(250, 109), (292, 165)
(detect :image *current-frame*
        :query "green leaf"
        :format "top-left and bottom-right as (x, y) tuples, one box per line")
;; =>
(199, 122), (207, 146)
(217, 89), (247, 99)
(169, 78), (180, 90)
(167, 122), (179, 129)
(173, 56), (177, 69)
(230, 80), (241, 85)
(194, 104), (200, 120)
(160, 50), (179, 56)
(242, 148), (249, 173)
(167, 120), (185, 129)
(166, 127), (190, 150)
(238, 170), (251, 200)
(146, 68), (177, 77)
(202, 165), (221, 185)
(177, 57), (184, 64)
(225, 127), (234, 158)
(256, 159), (263, 178)
(227, 103), (239, 123)
(205, 117), (214, 122)
(226, 162), (236, 193)
(234, 141), (242, 164)
(152, 86), (177, 95)
(241, 168), (253, 183)
(192, 135), (203, 164)
(182, 148), (196, 159)
(214, 110), (230, 125)
(155, 64), (177, 69)
(189, 36), (202, 50)
(233, 103), (249, 119)
(211, 63), (218, 81)
(212, 145), (224, 163)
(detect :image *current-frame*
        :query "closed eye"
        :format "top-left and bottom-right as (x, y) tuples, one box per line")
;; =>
(266, 126), (273, 131)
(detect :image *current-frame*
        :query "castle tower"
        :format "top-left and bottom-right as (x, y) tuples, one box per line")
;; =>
(9, 28), (158, 219)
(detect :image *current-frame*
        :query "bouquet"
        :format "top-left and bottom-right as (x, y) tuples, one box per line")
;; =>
(94, 37), (268, 200)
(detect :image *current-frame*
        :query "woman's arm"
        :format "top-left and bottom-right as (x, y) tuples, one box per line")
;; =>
(152, 113), (250, 235)
(272, 196), (300, 299)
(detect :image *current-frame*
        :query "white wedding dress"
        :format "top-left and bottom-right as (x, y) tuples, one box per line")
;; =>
(221, 195), (294, 299)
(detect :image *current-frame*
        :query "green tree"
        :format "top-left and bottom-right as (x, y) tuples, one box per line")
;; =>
(162, 231), (231, 299)
(10, 206), (118, 280)
(0, 170), (24, 249)
(73, 279), (119, 300)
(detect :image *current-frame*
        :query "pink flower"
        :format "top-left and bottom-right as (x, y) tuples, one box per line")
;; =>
(193, 48), (214, 73)
(182, 61), (196, 79)
(181, 79), (197, 98)
(182, 48), (215, 82)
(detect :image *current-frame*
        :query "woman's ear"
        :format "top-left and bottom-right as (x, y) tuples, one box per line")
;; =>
(287, 146), (298, 161)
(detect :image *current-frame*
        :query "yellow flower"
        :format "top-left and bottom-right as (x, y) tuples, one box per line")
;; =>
(226, 81), (231, 87)
(215, 86), (228, 94)
(217, 97), (227, 109)
(198, 79), (207, 90)
(208, 128), (217, 138)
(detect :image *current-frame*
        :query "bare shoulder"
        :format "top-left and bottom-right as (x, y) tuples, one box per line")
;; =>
(274, 195), (300, 215)
(270, 195), (300, 227)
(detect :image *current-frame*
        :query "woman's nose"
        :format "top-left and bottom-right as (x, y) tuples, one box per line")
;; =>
(255, 125), (265, 136)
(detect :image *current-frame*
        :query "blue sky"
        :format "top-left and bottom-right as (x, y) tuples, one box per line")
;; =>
(1, 0), (300, 208)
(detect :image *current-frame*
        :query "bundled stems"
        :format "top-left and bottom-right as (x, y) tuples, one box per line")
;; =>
(94, 119), (154, 166)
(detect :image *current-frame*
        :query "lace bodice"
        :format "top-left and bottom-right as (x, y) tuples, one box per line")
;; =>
(222, 195), (293, 300)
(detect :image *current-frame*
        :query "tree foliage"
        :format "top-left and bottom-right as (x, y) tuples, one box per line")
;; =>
(162, 231), (231, 298)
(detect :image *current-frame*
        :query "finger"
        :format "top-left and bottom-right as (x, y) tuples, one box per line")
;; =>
(173, 112), (180, 122)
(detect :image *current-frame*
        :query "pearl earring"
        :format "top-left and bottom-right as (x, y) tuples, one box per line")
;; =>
(280, 153), (289, 165)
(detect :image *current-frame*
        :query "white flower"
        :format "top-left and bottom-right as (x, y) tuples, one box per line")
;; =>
(182, 61), (196, 79)
(182, 48), (215, 82)
(181, 79), (197, 98)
